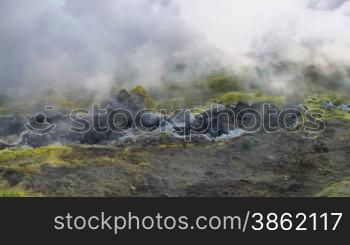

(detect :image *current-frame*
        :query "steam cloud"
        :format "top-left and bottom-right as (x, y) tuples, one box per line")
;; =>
(0, 0), (349, 98)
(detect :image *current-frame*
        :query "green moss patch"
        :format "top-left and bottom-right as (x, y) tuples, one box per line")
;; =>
(0, 145), (153, 197)
(316, 177), (350, 197)
(0, 146), (74, 173)
(203, 75), (242, 93)
(304, 94), (350, 121)
(0, 185), (42, 197)
(130, 85), (155, 108)
(216, 92), (284, 105)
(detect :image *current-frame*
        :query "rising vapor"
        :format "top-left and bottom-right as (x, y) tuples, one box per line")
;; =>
(0, 0), (349, 98)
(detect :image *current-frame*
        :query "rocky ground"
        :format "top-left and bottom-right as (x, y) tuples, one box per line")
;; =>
(1, 87), (350, 197)
(0, 118), (349, 197)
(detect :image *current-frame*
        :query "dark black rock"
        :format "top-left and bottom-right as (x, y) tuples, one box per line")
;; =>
(104, 89), (145, 113)
(233, 101), (251, 119)
(1, 168), (24, 186)
(139, 113), (161, 129)
(0, 115), (27, 136)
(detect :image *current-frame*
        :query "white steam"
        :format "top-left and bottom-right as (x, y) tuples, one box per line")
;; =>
(0, 0), (349, 98)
